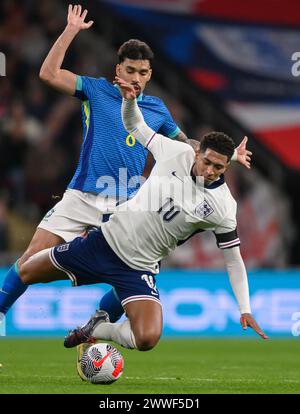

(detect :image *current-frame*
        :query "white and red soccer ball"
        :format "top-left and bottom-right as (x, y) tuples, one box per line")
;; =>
(80, 343), (124, 384)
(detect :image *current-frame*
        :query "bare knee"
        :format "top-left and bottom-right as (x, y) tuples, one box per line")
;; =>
(19, 246), (44, 268)
(19, 248), (44, 284)
(19, 248), (55, 285)
(18, 229), (64, 281)
(20, 243), (51, 267)
(19, 248), (39, 267)
(134, 327), (161, 351)
(124, 301), (163, 351)
(19, 228), (64, 266)
(19, 261), (32, 285)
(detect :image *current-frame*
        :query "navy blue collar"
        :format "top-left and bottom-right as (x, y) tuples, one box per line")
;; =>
(191, 166), (225, 189)
(204, 174), (225, 189)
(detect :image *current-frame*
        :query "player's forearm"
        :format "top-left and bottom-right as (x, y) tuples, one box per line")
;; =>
(122, 98), (155, 147)
(222, 246), (251, 314)
(39, 26), (77, 81)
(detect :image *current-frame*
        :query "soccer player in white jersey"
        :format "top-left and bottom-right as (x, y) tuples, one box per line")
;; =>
(18, 77), (268, 361)
(0, 4), (251, 327)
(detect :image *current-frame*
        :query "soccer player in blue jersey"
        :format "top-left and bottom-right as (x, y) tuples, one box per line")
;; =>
(0, 5), (251, 327)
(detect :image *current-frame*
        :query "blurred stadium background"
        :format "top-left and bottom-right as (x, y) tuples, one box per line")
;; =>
(0, 0), (300, 340)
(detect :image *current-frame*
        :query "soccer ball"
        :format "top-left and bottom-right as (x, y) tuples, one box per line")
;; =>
(80, 343), (124, 384)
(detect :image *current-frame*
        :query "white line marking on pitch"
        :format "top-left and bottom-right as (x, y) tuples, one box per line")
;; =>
(0, 374), (73, 379)
(125, 377), (300, 383)
(1, 374), (300, 383)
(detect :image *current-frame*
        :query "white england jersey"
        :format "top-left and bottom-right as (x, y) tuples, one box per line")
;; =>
(101, 100), (240, 274)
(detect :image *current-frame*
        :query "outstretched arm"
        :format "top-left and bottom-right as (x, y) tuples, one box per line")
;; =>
(117, 76), (188, 162)
(117, 76), (156, 147)
(39, 5), (94, 95)
(116, 75), (252, 168)
(222, 246), (268, 339)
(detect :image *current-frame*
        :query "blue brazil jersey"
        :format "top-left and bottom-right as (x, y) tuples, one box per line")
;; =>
(68, 76), (180, 197)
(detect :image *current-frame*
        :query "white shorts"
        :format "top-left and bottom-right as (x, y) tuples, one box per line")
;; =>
(38, 189), (119, 242)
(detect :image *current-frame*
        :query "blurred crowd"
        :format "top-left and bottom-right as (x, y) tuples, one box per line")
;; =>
(0, 0), (294, 267)
(0, 0), (191, 259)
(0, 2), (75, 248)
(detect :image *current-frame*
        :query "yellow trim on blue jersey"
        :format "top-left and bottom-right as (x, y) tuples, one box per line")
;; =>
(83, 100), (90, 130)
(82, 100), (90, 143)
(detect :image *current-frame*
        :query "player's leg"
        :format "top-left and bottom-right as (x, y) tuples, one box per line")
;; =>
(72, 300), (162, 351)
(96, 199), (125, 323)
(91, 300), (162, 351)
(59, 228), (162, 351)
(19, 247), (69, 284)
(19, 228), (65, 267)
(99, 288), (124, 322)
(0, 189), (102, 320)
(0, 228), (64, 321)
(121, 299), (163, 351)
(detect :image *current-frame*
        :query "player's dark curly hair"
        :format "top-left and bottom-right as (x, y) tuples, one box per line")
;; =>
(118, 39), (154, 65)
(200, 132), (235, 161)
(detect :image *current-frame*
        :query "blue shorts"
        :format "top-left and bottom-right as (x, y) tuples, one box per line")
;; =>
(49, 229), (161, 308)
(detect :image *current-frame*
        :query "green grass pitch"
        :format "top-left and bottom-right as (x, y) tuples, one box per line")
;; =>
(0, 338), (299, 394)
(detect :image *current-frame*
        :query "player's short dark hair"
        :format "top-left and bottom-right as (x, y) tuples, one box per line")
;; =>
(118, 39), (154, 65)
(200, 132), (235, 162)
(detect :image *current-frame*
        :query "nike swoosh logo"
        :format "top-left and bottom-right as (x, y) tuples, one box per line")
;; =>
(93, 351), (112, 368)
(171, 171), (183, 182)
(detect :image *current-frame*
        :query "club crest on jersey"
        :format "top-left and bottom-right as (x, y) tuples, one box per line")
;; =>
(57, 243), (70, 252)
(194, 200), (214, 219)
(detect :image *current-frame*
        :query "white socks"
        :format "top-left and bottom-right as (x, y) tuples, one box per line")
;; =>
(92, 319), (137, 349)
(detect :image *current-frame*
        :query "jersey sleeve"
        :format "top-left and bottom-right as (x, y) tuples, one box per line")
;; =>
(214, 228), (240, 249)
(158, 103), (181, 139)
(74, 75), (98, 101)
(147, 133), (192, 161)
(214, 204), (240, 249)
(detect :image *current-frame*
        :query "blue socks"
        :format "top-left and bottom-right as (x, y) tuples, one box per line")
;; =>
(99, 288), (124, 322)
(0, 262), (28, 314)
